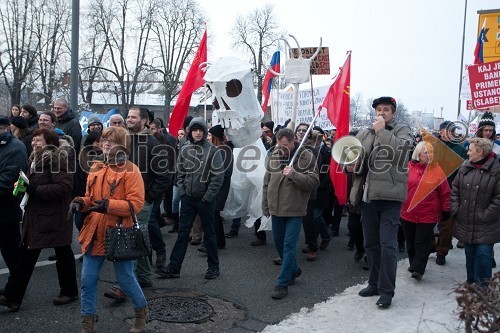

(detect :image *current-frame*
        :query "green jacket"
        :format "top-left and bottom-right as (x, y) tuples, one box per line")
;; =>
(350, 119), (413, 207)
(262, 145), (319, 217)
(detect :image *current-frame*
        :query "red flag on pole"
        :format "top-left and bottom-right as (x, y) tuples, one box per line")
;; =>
(168, 30), (207, 134)
(320, 52), (351, 205)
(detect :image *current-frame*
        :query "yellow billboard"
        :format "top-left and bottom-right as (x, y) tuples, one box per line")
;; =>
(478, 9), (500, 63)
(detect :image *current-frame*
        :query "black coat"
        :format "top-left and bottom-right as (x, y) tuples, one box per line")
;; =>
(0, 132), (28, 225)
(56, 109), (82, 151)
(22, 145), (74, 249)
(215, 144), (233, 211)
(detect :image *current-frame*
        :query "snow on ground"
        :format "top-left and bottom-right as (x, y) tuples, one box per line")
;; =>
(262, 243), (500, 333)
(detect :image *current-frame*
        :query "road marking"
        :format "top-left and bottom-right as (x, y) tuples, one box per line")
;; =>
(0, 254), (83, 276)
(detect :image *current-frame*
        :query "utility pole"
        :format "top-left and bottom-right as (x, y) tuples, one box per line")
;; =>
(457, 0), (468, 118)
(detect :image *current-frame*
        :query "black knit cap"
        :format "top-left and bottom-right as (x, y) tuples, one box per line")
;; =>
(0, 116), (11, 127)
(372, 96), (397, 109)
(209, 124), (224, 141)
(10, 116), (28, 129)
(263, 121), (275, 132)
(479, 111), (496, 129)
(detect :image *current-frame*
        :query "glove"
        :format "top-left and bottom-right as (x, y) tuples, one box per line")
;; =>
(25, 183), (37, 195)
(67, 202), (81, 221)
(87, 199), (109, 213)
(441, 211), (451, 221)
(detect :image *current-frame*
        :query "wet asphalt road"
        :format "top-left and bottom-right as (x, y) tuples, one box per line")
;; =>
(0, 218), (392, 332)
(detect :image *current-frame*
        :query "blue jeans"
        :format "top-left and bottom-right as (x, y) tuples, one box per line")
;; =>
(168, 195), (219, 271)
(135, 201), (153, 284)
(313, 208), (332, 240)
(362, 200), (400, 297)
(81, 254), (147, 315)
(172, 185), (180, 214)
(149, 198), (166, 256)
(272, 215), (302, 287)
(464, 243), (494, 286)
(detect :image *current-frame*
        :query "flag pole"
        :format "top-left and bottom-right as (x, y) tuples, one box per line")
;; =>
(310, 73), (316, 126)
(457, 0), (468, 118)
(289, 103), (323, 166)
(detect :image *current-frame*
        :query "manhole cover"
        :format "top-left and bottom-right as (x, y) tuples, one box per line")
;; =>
(149, 296), (215, 323)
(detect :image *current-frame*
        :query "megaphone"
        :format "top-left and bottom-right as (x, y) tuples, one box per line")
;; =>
(331, 135), (363, 165)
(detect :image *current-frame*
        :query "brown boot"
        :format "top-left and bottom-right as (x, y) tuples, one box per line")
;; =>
(81, 315), (97, 333)
(129, 307), (149, 333)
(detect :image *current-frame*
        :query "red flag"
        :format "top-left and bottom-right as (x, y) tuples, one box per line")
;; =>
(168, 30), (207, 134)
(320, 53), (351, 205)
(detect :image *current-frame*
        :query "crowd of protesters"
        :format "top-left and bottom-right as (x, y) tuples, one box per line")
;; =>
(0, 95), (498, 332)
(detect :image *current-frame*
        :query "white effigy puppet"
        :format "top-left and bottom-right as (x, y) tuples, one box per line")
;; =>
(204, 57), (270, 229)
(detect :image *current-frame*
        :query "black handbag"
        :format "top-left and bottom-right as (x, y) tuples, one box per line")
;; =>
(104, 201), (151, 262)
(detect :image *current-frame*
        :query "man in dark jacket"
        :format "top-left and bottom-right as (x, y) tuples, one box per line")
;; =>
(435, 121), (468, 265)
(156, 118), (224, 280)
(0, 116), (28, 275)
(53, 99), (82, 151)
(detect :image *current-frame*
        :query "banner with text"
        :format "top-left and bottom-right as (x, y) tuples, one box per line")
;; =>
(271, 86), (335, 130)
(468, 60), (500, 110)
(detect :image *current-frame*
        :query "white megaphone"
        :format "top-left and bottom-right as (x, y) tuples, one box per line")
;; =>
(331, 135), (363, 165)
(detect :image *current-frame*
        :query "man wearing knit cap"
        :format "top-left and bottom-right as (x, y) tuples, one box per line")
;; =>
(476, 111), (500, 154)
(208, 124), (225, 142)
(157, 117), (224, 280)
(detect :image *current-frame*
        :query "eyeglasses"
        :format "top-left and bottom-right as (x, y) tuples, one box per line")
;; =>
(297, 129), (308, 133)
(101, 138), (117, 145)
(111, 121), (123, 125)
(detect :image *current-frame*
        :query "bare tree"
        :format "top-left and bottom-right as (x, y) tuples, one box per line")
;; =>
(230, 4), (281, 104)
(90, 0), (156, 112)
(147, 0), (205, 123)
(33, 0), (71, 108)
(0, 0), (39, 105)
(350, 92), (366, 127)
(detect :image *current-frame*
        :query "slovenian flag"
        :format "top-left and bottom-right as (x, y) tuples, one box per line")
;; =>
(261, 51), (280, 113)
(474, 19), (486, 65)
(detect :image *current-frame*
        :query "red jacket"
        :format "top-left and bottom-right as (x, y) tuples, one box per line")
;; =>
(400, 161), (450, 223)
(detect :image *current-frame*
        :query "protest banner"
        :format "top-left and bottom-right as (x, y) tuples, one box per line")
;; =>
(468, 59), (500, 109)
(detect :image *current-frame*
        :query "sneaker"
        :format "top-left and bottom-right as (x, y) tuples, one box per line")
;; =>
(376, 294), (392, 309)
(205, 268), (220, 280)
(155, 266), (181, 278)
(307, 251), (318, 261)
(270, 286), (288, 299)
(103, 287), (126, 302)
(272, 257), (282, 265)
(290, 268), (302, 285)
(411, 272), (423, 280)
(319, 238), (331, 250)
(0, 295), (20, 312)
(53, 294), (78, 306)
(156, 255), (166, 269)
(251, 239), (266, 246)
(225, 230), (238, 238)
(456, 241), (465, 248)
(354, 250), (365, 262)
(197, 247), (207, 254)
(358, 285), (379, 297)
(436, 255), (446, 266)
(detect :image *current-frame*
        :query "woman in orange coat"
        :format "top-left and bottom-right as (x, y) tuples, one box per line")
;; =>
(69, 126), (148, 333)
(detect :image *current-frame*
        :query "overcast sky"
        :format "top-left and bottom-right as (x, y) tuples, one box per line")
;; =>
(200, 0), (499, 122)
